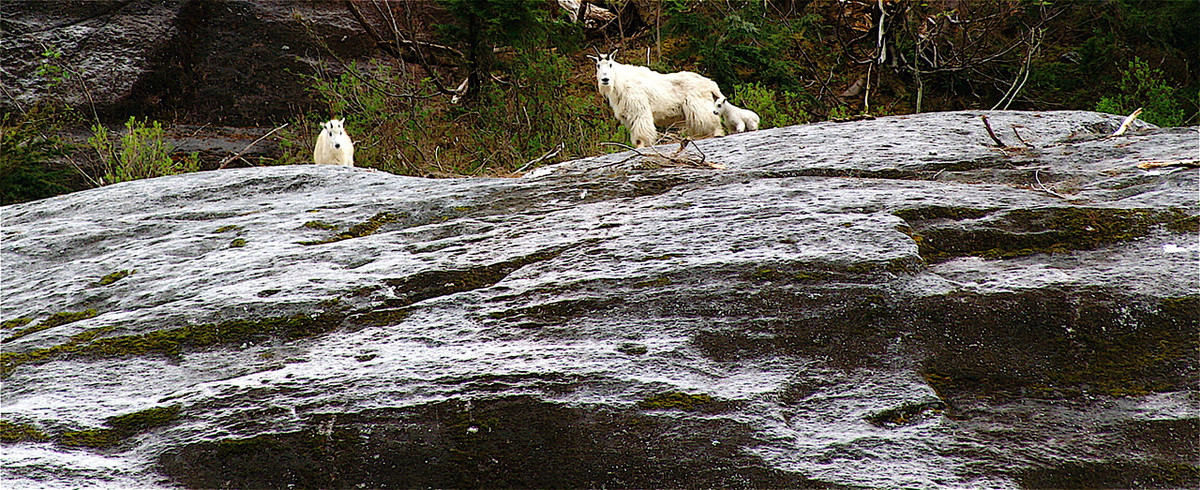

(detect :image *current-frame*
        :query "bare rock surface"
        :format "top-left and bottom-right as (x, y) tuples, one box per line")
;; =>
(1, 111), (1197, 488)
(1, 0), (373, 124)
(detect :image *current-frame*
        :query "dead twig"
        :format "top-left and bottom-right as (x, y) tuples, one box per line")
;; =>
(980, 115), (1006, 147)
(601, 139), (722, 169)
(1032, 169), (1071, 200)
(515, 142), (565, 173)
(1011, 126), (1033, 148)
(219, 123), (288, 169)
(1111, 108), (1143, 137)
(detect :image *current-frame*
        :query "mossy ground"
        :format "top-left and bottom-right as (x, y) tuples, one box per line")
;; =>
(2, 309), (98, 344)
(2, 406), (181, 449)
(299, 212), (397, 245)
(0, 312), (346, 377)
(1, 318), (33, 330)
(638, 392), (715, 411)
(921, 295), (1199, 401)
(57, 405), (182, 449)
(94, 270), (134, 286)
(1017, 459), (1200, 489)
(0, 420), (50, 443)
(900, 207), (1199, 263)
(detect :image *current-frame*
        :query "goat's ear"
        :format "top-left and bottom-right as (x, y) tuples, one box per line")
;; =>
(586, 55), (599, 63)
(608, 48), (619, 59)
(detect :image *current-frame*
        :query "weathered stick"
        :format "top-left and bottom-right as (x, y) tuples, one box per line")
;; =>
(1111, 107), (1143, 136)
(1137, 159), (1200, 170)
(516, 142), (565, 173)
(1011, 126), (1033, 148)
(981, 115), (1006, 147)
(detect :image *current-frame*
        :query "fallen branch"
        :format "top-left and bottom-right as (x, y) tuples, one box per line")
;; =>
(1011, 126), (1033, 147)
(1137, 159), (1200, 170)
(597, 140), (723, 169)
(219, 123), (288, 169)
(515, 141), (565, 173)
(1111, 107), (1143, 136)
(980, 115), (1006, 147)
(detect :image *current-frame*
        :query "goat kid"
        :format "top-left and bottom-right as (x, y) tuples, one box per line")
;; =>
(714, 97), (761, 134)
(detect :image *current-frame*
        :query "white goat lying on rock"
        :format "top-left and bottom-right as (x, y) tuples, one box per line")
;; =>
(313, 119), (354, 166)
(589, 49), (725, 148)
(714, 97), (760, 134)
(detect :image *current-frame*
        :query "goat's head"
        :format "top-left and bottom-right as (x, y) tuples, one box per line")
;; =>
(713, 97), (728, 115)
(323, 119), (348, 148)
(587, 48), (620, 87)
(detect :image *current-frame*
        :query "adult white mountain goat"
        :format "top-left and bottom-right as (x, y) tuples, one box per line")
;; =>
(313, 119), (354, 166)
(714, 97), (761, 133)
(588, 49), (725, 148)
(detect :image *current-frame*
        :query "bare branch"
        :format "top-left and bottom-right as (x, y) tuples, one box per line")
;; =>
(980, 115), (1006, 147)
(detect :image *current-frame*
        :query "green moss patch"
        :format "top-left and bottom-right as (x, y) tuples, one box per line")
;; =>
(1, 312), (345, 377)
(383, 247), (566, 309)
(58, 405), (182, 449)
(902, 207), (1198, 263)
(107, 405), (181, 433)
(229, 238), (247, 248)
(57, 428), (124, 448)
(1, 318), (33, 330)
(920, 293), (1199, 401)
(303, 220), (339, 231)
(299, 212), (397, 245)
(892, 206), (996, 222)
(0, 420), (50, 443)
(95, 270), (134, 286)
(2, 309), (98, 344)
(213, 225), (240, 233)
(638, 392), (715, 411)
(487, 298), (620, 324)
(865, 401), (946, 428)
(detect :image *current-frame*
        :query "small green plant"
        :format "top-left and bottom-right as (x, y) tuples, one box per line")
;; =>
(89, 117), (199, 185)
(1097, 57), (1186, 127)
(34, 47), (70, 87)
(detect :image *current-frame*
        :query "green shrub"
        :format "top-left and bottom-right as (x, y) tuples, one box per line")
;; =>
(731, 82), (813, 128)
(0, 106), (76, 205)
(281, 48), (619, 176)
(1096, 57), (1185, 127)
(663, 0), (812, 90)
(89, 117), (199, 184)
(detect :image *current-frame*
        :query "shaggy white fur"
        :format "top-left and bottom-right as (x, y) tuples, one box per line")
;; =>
(714, 97), (761, 134)
(313, 119), (354, 166)
(589, 50), (724, 148)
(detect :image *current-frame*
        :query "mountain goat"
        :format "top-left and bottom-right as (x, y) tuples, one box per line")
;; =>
(714, 97), (761, 133)
(313, 119), (354, 166)
(588, 49), (725, 148)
